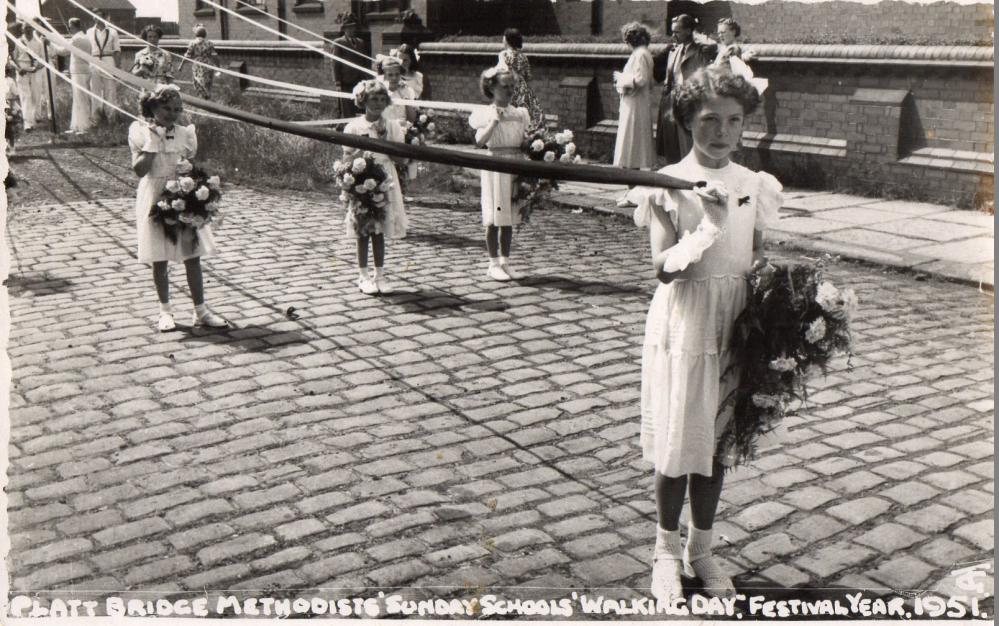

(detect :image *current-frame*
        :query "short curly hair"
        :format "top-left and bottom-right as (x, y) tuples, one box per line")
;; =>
(672, 65), (761, 130)
(620, 21), (651, 48)
(353, 79), (391, 109)
(141, 24), (163, 41)
(718, 18), (741, 38)
(139, 84), (183, 119)
(479, 65), (515, 100)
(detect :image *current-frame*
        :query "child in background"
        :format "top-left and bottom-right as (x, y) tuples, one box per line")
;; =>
(342, 80), (408, 295)
(628, 65), (783, 602)
(377, 55), (417, 127)
(5, 61), (23, 156)
(469, 66), (531, 282)
(392, 44), (424, 99)
(128, 84), (228, 332)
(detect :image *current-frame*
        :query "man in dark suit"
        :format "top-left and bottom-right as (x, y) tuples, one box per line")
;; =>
(331, 14), (370, 117)
(653, 14), (717, 164)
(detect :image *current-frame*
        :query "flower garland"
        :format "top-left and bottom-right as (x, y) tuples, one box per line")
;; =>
(404, 110), (437, 146)
(716, 255), (857, 467)
(514, 128), (581, 225)
(149, 158), (223, 251)
(335, 151), (393, 236)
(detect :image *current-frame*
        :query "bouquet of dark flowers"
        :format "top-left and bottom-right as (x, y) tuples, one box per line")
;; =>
(149, 158), (223, 251)
(514, 128), (582, 225)
(404, 110), (437, 146)
(716, 255), (857, 467)
(335, 151), (392, 236)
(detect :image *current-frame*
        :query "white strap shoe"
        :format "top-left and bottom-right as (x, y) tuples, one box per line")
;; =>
(192, 308), (229, 328)
(157, 312), (176, 332)
(651, 554), (684, 604)
(487, 264), (511, 282)
(375, 276), (394, 294)
(499, 262), (524, 280)
(358, 277), (379, 295)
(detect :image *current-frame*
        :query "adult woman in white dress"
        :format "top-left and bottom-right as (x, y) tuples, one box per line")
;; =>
(613, 22), (656, 208)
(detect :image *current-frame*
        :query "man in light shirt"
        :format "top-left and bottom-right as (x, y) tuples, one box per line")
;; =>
(51, 18), (92, 133)
(11, 22), (49, 131)
(86, 9), (121, 122)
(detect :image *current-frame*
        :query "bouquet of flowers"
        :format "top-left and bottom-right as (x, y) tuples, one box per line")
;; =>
(334, 151), (392, 236)
(716, 255), (857, 467)
(404, 110), (437, 146)
(515, 128), (582, 225)
(149, 158), (223, 250)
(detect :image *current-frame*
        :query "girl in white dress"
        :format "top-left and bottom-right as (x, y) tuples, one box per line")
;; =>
(469, 66), (531, 282)
(128, 85), (228, 332)
(392, 44), (424, 99)
(376, 56), (417, 127)
(627, 65), (783, 602)
(342, 80), (409, 295)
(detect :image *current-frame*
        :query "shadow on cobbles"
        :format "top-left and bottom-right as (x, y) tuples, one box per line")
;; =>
(177, 323), (312, 351)
(519, 275), (645, 296)
(380, 290), (510, 314)
(4, 272), (74, 297)
(403, 231), (481, 250)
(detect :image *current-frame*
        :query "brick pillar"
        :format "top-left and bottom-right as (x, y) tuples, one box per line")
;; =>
(556, 76), (597, 131)
(846, 87), (910, 162)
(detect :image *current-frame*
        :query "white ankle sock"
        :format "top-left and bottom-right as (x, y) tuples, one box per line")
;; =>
(359, 267), (370, 279)
(499, 256), (510, 266)
(159, 302), (172, 314)
(488, 257), (500, 267)
(374, 267), (385, 279)
(194, 303), (208, 317)
(685, 524), (714, 562)
(655, 526), (683, 559)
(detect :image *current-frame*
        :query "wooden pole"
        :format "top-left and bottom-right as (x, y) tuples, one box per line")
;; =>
(41, 38), (57, 135)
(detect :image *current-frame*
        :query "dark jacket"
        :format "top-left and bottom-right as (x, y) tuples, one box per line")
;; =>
(653, 40), (718, 162)
(331, 35), (371, 90)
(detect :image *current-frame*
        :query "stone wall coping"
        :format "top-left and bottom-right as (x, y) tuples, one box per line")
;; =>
(121, 38), (327, 52)
(420, 41), (994, 67)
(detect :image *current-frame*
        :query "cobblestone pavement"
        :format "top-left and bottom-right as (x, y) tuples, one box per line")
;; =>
(3, 145), (994, 616)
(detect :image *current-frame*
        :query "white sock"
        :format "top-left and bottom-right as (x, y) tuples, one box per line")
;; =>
(159, 302), (172, 315)
(194, 303), (208, 317)
(499, 256), (510, 266)
(359, 267), (370, 279)
(685, 523), (714, 563)
(488, 257), (500, 268)
(655, 526), (683, 559)
(374, 267), (385, 279)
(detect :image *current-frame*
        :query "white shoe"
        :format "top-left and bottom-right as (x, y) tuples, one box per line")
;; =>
(157, 312), (176, 332)
(375, 275), (394, 294)
(192, 308), (229, 328)
(651, 555), (684, 604)
(684, 555), (736, 598)
(500, 263), (524, 280)
(616, 196), (635, 208)
(487, 264), (511, 282)
(358, 277), (378, 295)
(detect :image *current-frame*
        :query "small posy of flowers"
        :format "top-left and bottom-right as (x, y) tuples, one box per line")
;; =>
(515, 127), (582, 225)
(150, 158), (223, 249)
(404, 110), (437, 146)
(716, 255), (857, 467)
(334, 151), (392, 236)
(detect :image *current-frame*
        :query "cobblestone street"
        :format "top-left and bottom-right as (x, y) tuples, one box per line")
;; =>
(3, 145), (994, 616)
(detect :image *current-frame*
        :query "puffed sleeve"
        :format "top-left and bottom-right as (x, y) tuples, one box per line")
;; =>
(468, 105), (493, 130)
(180, 124), (198, 159)
(127, 121), (147, 156)
(755, 171), (784, 230)
(627, 185), (679, 232)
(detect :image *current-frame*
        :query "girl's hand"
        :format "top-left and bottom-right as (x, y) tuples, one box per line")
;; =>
(695, 181), (730, 227)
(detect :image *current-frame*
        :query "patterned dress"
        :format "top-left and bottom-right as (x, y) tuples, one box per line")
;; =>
(498, 48), (544, 131)
(184, 37), (218, 99)
(132, 47), (172, 84)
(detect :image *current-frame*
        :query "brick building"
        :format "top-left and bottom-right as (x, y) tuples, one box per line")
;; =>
(32, 0), (139, 34)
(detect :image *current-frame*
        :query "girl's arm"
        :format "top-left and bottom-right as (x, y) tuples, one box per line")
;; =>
(131, 125), (164, 177)
(752, 229), (767, 269)
(132, 151), (156, 177)
(649, 206), (682, 284)
(474, 108), (502, 148)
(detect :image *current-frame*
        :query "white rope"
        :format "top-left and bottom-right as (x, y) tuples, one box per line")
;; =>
(5, 30), (143, 125)
(197, 0), (376, 77)
(229, 0), (376, 62)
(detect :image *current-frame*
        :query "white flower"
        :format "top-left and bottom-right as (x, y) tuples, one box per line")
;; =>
(426, 122), (436, 132)
(530, 139), (545, 152)
(339, 192), (349, 203)
(179, 177), (197, 193)
(363, 178), (378, 191)
(751, 393), (780, 409)
(815, 281), (840, 312)
(805, 317), (827, 343)
(379, 181), (392, 192)
(562, 130), (573, 142)
(573, 155), (582, 163)
(354, 184), (367, 194)
(171, 199), (186, 211)
(156, 200), (170, 210)
(195, 186), (211, 201)
(207, 175), (221, 189)
(419, 114), (428, 124)
(411, 137), (421, 146)
(543, 151), (556, 163)
(191, 215), (206, 228)
(178, 213), (193, 224)
(841, 288), (858, 317)
(373, 193), (385, 203)
(176, 159), (193, 175)
(362, 151), (375, 160)
(555, 132), (568, 145)
(560, 154), (572, 163)
(352, 158), (367, 174)
(769, 356), (797, 372)
(342, 173), (355, 186)
(333, 161), (347, 174)
(565, 142), (576, 155)
(205, 202), (219, 213)
(164, 180), (180, 193)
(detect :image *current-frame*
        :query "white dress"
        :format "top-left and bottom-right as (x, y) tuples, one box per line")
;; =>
(341, 116), (408, 240)
(403, 71), (424, 99)
(630, 154), (783, 477)
(469, 104), (530, 227)
(613, 46), (655, 169)
(128, 122), (218, 264)
(55, 31), (92, 132)
(380, 80), (415, 125)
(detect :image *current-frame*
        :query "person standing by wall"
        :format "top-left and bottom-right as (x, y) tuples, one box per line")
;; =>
(87, 9), (122, 124)
(331, 14), (370, 117)
(612, 21), (656, 208)
(497, 28), (544, 131)
(51, 17), (92, 134)
(131, 25), (173, 84)
(176, 24), (221, 100)
(653, 14), (716, 164)
(12, 23), (48, 132)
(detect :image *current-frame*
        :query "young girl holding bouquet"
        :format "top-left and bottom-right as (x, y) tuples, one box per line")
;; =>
(342, 80), (408, 295)
(128, 84), (228, 331)
(627, 66), (783, 601)
(469, 66), (531, 282)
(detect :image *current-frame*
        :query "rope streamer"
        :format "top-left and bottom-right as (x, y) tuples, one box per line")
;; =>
(9, 1), (697, 190)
